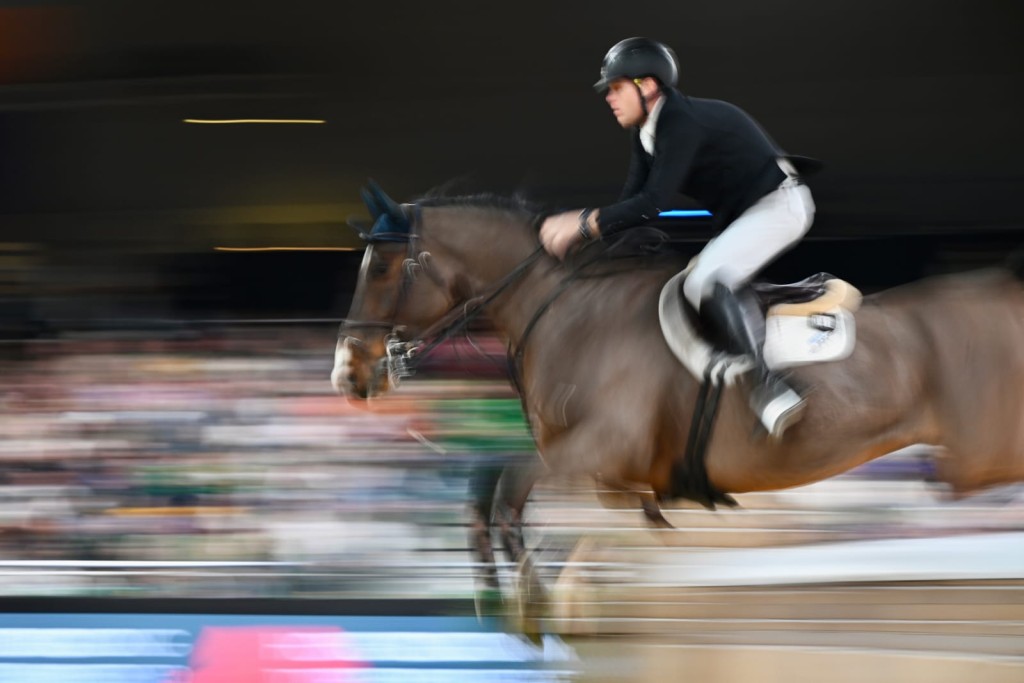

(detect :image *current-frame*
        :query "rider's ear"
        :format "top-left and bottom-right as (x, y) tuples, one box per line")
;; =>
(641, 77), (661, 97)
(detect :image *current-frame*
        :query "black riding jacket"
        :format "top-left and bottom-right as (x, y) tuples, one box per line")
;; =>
(597, 88), (788, 235)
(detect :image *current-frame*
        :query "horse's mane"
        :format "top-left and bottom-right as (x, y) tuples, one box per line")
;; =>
(415, 193), (544, 230)
(415, 192), (691, 275)
(416, 193), (540, 215)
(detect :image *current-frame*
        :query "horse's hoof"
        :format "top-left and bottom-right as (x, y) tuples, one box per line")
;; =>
(515, 556), (550, 638)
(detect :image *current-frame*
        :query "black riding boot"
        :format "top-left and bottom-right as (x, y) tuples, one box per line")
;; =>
(701, 282), (805, 439)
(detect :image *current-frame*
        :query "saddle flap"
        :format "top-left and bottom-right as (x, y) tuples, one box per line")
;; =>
(658, 270), (752, 385)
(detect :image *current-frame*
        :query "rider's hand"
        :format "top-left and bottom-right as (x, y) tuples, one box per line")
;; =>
(540, 210), (599, 260)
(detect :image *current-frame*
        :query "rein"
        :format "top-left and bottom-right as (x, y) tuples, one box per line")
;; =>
(394, 244), (546, 373)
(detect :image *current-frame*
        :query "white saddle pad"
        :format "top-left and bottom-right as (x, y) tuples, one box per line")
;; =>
(764, 306), (856, 369)
(658, 271), (859, 381)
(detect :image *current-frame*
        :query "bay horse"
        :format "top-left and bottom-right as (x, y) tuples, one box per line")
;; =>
(332, 183), (1024, 616)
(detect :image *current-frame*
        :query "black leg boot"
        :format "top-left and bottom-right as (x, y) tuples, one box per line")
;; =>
(701, 283), (805, 439)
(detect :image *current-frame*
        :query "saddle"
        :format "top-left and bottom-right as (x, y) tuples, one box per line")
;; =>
(751, 272), (853, 311)
(659, 271), (862, 383)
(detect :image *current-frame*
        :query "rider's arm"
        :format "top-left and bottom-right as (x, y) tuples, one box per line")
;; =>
(597, 116), (700, 236)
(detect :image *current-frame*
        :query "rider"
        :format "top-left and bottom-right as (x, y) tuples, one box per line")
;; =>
(539, 37), (816, 439)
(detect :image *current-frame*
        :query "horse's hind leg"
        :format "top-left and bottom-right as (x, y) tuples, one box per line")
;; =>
(596, 477), (676, 529)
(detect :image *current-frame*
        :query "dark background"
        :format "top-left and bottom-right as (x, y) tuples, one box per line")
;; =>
(1, 0), (1022, 320)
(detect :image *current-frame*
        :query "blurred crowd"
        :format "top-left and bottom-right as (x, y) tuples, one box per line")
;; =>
(0, 326), (535, 596)
(0, 324), (1021, 600)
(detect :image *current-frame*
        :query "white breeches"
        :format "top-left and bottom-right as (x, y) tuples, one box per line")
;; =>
(682, 164), (816, 310)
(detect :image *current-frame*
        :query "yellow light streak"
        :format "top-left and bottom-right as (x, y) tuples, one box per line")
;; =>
(215, 246), (358, 252)
(184, 118), (326, 124)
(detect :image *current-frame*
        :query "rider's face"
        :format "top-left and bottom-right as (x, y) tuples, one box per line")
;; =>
(605, 78), (656, 128)
(605, 80), (643, 127)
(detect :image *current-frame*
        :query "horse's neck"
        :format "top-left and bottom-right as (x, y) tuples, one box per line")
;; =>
(485, 259), (568, 347)
(437, 211), (561, 345)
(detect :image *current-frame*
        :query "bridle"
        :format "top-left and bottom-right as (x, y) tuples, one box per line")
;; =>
(337, 203), (545, 388)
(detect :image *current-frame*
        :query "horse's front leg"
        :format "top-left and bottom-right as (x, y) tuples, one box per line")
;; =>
(467, 459), (503, 617)
(491, 455), (546, 635)
(494, 455), (542, 565)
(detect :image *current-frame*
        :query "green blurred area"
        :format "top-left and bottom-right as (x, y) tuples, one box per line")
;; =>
(427, 397), (535, 454)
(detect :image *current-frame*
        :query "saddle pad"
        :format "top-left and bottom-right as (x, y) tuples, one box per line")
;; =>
(659, 271), (858, 377)
(763, 307), (857, 369)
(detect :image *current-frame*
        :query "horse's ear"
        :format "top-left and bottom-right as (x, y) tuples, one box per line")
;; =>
(358, 179), (411, 242)
(360, 185), (383, 220)
(366, 179), (404, 219)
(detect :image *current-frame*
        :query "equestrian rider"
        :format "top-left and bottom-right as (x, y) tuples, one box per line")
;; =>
(539, 36), (816, 439)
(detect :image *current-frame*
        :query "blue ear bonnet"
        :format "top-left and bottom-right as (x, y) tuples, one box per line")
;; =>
(367, 212), (411, 242)
(360, 181), (412, 243)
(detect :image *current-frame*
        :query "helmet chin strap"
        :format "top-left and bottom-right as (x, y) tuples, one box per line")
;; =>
(631, 79), (660, 127)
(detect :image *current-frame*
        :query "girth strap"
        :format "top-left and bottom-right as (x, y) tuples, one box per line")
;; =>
(667, 360), (738, 510)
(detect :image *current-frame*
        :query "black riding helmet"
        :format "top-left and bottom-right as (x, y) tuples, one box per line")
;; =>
(594, 37), (679, 93)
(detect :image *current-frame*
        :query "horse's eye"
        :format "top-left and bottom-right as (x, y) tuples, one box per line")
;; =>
(370, 260), (390, 277)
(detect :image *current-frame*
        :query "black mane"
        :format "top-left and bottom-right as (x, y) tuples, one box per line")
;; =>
(415, 193), (540, 217)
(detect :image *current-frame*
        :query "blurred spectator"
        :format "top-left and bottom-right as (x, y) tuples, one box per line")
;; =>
(0, 325), (1019, 599)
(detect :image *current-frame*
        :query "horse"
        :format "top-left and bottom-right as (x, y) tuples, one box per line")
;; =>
(332, 183), (1024, 619)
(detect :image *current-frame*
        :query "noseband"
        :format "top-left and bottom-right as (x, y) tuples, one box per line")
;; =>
(338, 203), (544, 387)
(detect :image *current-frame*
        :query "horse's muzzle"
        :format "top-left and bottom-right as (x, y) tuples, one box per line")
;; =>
(332, 333), (417, 399)
(331, 336), (386, 398)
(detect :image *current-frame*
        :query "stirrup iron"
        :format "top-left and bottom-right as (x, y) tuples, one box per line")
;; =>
(751, 380), (805, 439)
